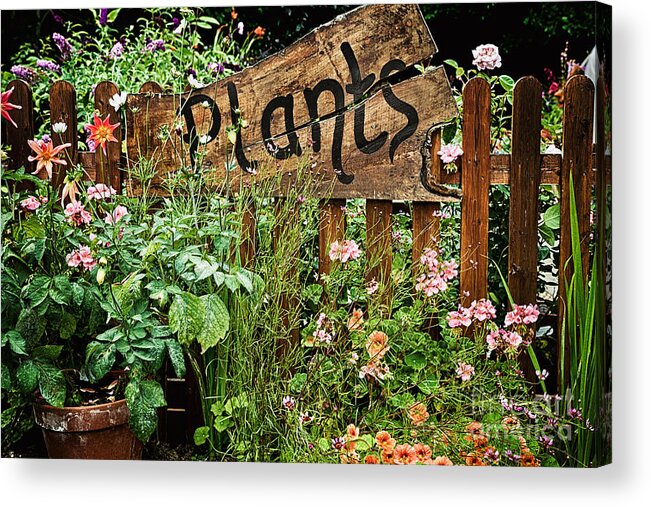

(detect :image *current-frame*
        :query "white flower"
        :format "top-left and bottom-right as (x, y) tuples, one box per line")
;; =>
(198, 134), (212, 144)
(544, 144), (562, 155)
(109, 92), (127, 112)
(188, 74), (205, 89)
(173, 18), (187, 34)
(472, 44), (502, 71)
(52, 122), (68, 133)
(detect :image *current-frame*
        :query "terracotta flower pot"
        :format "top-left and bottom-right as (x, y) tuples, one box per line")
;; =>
(33, 398), (142, 460)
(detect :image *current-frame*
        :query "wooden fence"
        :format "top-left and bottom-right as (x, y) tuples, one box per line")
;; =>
(2, 73), (610, 443)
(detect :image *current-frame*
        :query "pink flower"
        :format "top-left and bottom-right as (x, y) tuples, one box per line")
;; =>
(66, 246), (96, 271)
(469, 299), (496, 322)
(87, 183), (117, 201)
(104, 204), (128, 224)
(20, 195), (41, 210)
(456, 362), (475, 381)
(329, 239), (361, 263)
(64, 201), (92, 226)
(447, 307), (473, 328)
(486, 330), (499, 352)
(505, 304), (539, 327)
(367, 278), (379, 295)
(415, 248), (458, 297)
(472, 44), (502, 71)
(504, 331), (523, 350)
(437, 144), (464, 164)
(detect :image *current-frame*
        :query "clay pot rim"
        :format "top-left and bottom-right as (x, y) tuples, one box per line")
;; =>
(34, 396), (127, 413)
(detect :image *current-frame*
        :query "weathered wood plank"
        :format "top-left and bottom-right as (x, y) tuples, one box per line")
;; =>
(125, 4), (459, 202)
(239, 199), (256, 269)
(557, 75), (594, 384)
(139, 81), (164, 94)
(318, 199), (346, 276)
(412, 129), (442, 268)
(4, 80), (34, 176)
(508, 77), (542, 306)
(49, 80), (78, 192)
(366, 200), (393, 304)
(94, 81), (122, 191)
(459, 77), (491, 306)
(508, 76), (543, 381)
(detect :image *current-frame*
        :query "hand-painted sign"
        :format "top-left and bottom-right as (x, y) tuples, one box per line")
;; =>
(125, 4), (459, 201)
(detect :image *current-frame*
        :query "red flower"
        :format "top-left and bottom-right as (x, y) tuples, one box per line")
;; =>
(1, 87), (22, 128)
(87, 113), (120, 155)
(27, 139), (72, 180)
(253, 26), (265, 38)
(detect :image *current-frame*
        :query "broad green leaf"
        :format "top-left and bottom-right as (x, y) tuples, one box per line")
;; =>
(59, 312), (77, 340)
(224, 394), (248, 414)
(26, 275), (50, 306)
(318, 438), (330, 453)
(22, 216), (46, 238)
(543, 204), (561, 230)
(33, 345), (63, 361)
(405, 351), (427, 370)
(125, 379), (165, 442)
(354, 434), (375, 452)
(128, 403), (158, 442)
(16, 308), (45, 344)
(85, 341), (116, 382)
(1, 365), (11, 390)
(168, 292), (205, 347)
(499, 75), (515, 91)
(71, 283), (85, 306)
(234, 269), (253, 293)
(6, 330), (27, 355)
(213, 415), (233, 433)
(418, 377), (439, 395)
(539, 224), (556, 247)
(193, 259), (218, 281)
(197, 294), (229, 353)
(140, 380), (166, 408)
(38, 364), (66, 408)
(165, 339), (186, 377)
(193, 426), (210, 445)
(16, 361), (39, 393)
(443, 59), (459, 69)
(49, 275), (73, 305)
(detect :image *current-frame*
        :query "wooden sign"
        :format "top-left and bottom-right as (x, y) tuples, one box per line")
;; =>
(125, 4), (459, 201)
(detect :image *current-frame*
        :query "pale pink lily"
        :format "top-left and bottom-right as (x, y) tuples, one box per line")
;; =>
(27, 139), (71, 180)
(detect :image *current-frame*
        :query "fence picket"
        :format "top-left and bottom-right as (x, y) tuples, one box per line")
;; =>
(509, 76), (543, 379)
(366, 200), (393, 306)
(557, 75), (594, 384)
(139, 81), (163, 94)
(319, 199), (346, 277)
(94, 81), (122, 192)
(49, 81), (78, 193)
(4, 80), (34, 177)
(460, 77), (491, 306)
(240, 199), (256, 269)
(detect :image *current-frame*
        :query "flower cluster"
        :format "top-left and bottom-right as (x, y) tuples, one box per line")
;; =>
(486, 329), (523, 356)
(456, 362), (475, 381)
(437, 144), (464, 173)
(328, 239), (361, 263)
(415, 247), (458, 297)
(109, 41), (124, 59)
(64, 201), (92, 226)
(311, 312), (334, 345)
(145, 39), (165, 52)
(407, 401), (429, 426)
(472, 43), (502, 71)
(36, 59), (61, 73)
(369, 430), (451, 465)
(358, 331), (390, 381)
(504, 304), (540, 326)
(20, 195), (48, 211)
(66, 246), (96, 271)
(347, 308), (364, 331)
(447, 298), (496, 328)
(104, 205), (128, 225)
(87, 184), (117, 201)
(11, 65), (36, 82)
(52, 32), (73, 59)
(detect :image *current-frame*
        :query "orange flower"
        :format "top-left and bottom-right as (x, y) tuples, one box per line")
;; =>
(520, 453), (540, 467)
(347, 308), (364, 331)
(364, 454), (380, 464)
(413, 443), (432, 463)
(464, 454), (486, 466)
(253, 26), (265, 38)
(28, 139), (72, 180)
(465, 421), (483, 435)
(381, 448), (395, 464)
(340, 450), (360, 464)
(432, 456), (454, 466)
(502, 416), (520, 432)
(346, 423), (360, 440)
(375, 430), (396, 451)
(408, 402), (429, 426)
(230, 8), (238, 19)
(1, 87), (22, 128)
(366, 331), (389, 360)
(518, 436), (530, 454)
(87, 113), (120, 155)
(393, 444), (417, 465)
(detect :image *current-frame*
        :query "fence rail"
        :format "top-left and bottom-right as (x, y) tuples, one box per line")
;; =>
(2, 74), (610, 443)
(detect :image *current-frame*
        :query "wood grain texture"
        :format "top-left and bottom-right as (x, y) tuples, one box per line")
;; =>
(557, 75), (594, 383)
(508, 77), (542, 306)
(4, 80), (35, 175)
(412, 129), (442, 269)
(366, 200), (393, 305)
(318, 199), (346, 276)
(49, 80), (78, 192)
(94, 81), (122, 191)
(459, 78), (491, 306)
(139, 81), (164, 94)
(508, 77), (543, 380)
(239, 200), (256, 269)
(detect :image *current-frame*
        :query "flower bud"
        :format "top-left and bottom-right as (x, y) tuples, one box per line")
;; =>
(96, 267), (106, 285)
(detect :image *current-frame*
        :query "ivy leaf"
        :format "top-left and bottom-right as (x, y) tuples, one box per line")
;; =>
(193, 426), (210, 446)
(6, 330), (27, 355)
(198, 294), (229, 353)
(38, 364), (66, 408)
(165, 339), (186, 378)
(16, 361), (39, 393)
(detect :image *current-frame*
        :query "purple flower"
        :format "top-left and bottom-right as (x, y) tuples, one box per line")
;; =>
(281, 395), (295, 411)
(52, 11), (64, 25)
(91, 83), (97, 96)
(331, 436), (345, 450)
(504, 449), (520, 463)
(41, 134), (51, 144)
(207, 62), (225, 74)
(109, 41), (124, 59)
(538, 435), (554, 450)
(53, 33), (73, 59)
(145, 39), (165, 52)
(99, 9), (109, 26)
(484, 447), (500, 463)
(36, 59), (61, 73)
(237, 21), (244, 35)
(568, 408), (583, 421)
(172, 17), (181, 29)
(11, 65), (36, 82)
(185, 68), (197, 78)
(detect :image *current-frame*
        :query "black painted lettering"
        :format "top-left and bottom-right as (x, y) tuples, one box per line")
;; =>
(261, 95), (302, 160)
(380, 60), (419, 162)
(227, 82), (257, 172)
(177, 94), (221, 167)
(341, 42), (387, 154)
